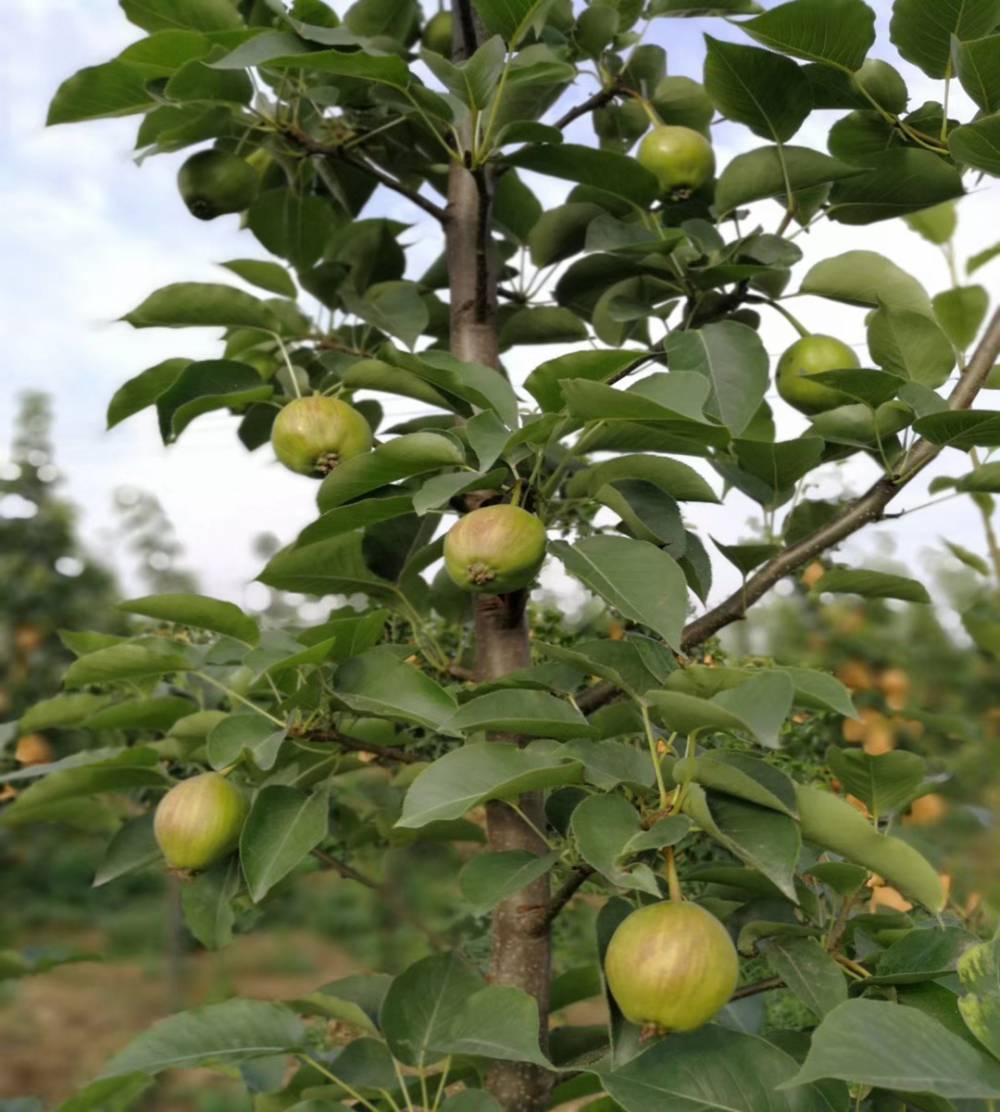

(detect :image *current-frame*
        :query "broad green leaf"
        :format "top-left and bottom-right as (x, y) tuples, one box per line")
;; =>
(914, 411), (1000, 450)
(600, 1024), (828, 1111)
(537, 638), (674, 701)
(296, 496), (415, 546)
(779, 667), (858, 717)
(154, 360), (272, 443)
(472, 0), (559, 45)
(19, 693), (115, 733)
(826, 747), (926, 816)
(442, 690), (595, 739)
(292, 972), (390, 1035)
(890, 0), (1000, 79)
(703, 36), (811, 142)
(257, 533), (396, 600)
(812, 567), (931, 603)
(712, 540), (780, 575)
(571, 794), (661, 894)
(219, 259), (296, 298)
(344, 281), (429, 350)
(508, 144), (659, 206)
(875, 926), (977, 984)
(741, 0), (876, 70)
(685, 751), (798, 815)
(54, 1075), (153, 1112)
(762, 937), (847, 1019)
(784, 998), (1000, 1098)
(240, 786), (328, 902)
(499, 306), (588, 348)
(119, 593), (259, 645)
(945, 539), (991, 574)
(120, 0), (243, 32)
(107, 359), (189, 429)
(386, 349), (519, 428)
(933, 285), (990, 350)
(459, 850), (561, 913)
(334, 648), (457, 730)
(828, 149), (964, 225)
(905, 201), (958, 244)
(317, 433), (465, 511)
(527, 202), (608, 269)
(265, 49), (410, 88)
(434, 985), (551, 1065)
(801, 251), (932, 315)
(715, 145), (859, 215)
(713, 672), (795, 749)
(207, 715), (287, 772)
(567, 455), (718, 503)
(552, 536), (687, 649)
(381, 952), (482, 1067)
(442, 1091), (503, 1112)
(64, 640), (194, 687)
(867, 304), (955, 387)
(954, 33), (1000, 113)
(646, 690), (750, 736)
(969, 240), (1000, 275)
(412, 468), (507, 515)
(665, 321), (769, 436)
(956, 461), (1000, 492)
(730, 437), (825, 503)
(99, 999), (304, 1078)
(949, 112), (1000, 176)
(396, 742), (583, 828)
(122, 283), (279, 331)
(958, 938), (1000, 1058)
(81, 696), (196, 733)
(181, 859), (240, 949)
(48, 60), (156, 125)
(93, 814), (160, 887)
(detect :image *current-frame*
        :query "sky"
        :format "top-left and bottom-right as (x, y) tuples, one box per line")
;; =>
(0, 0), (997, 634)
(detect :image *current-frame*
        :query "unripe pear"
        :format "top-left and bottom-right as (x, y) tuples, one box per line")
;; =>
(177, 149), (259, 221)
(423, 11), (454, 56)
(637, 125), (715, 199)
(271, 396), (373, 476)
(444, 505), (546, 595)
(604, 900), (739, 1030)
(154, 772), (248, 871)
(776, 334), (860, 415)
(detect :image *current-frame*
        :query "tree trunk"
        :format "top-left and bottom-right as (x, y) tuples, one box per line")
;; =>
(446, 7), (552, 1109)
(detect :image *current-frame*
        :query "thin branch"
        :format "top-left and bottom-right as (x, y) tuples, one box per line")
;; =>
(311, 847), (380, 889)
(295, 727), (420, 764)
(285, 125), (449, 224)
(576, 309), (1000, 714)
(732, 976), (783, 1000)
(553, 82), (622, 131)
(527, 866), (595, 936)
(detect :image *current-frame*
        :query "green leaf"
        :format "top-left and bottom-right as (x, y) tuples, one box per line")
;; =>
(950, 112), (1000, 175)
(64, 640), (194, 687)
(459, 850), (561, 913)
(525, 349), (639, 412)
(828, 149), (964, 225)
(120, 0), (243, 32)
(240, 786), (328, 903)
(434, 985), (551, 1065)
(867, 304), (955, 387)
(296, 496), (415, 546)
(801, 250), (932, 315)
(334, 649), (457, 730)
(206, 715), (287, 772)
(890, 0), (1000, 79)
(412, 469), (507, 515)
(956, 461), (1000, 492)
(572, 794), (661, 894)
(381, 952), (482, 1067)
(344, 281), (429, 351)
(472, 0), (560, 45)
(646, 690), (751, 736)
(567, 455), (718, 504)
(969, 240), (1000, 275)
(703, 36), (812, 142)
(507, 144), (659, 206)
(317, 433), (465, 511)
(257, 533), (396, 600)
(553, 536), (687, 649)
(93, 814), (160, 887)
(600, 1024), (827, 1111)
(685, 751), (798, 815)
(122, 283), (278, 331)
(904, 201), (958, 245)
(715, 145), (859, 215)
(741, 0), (876, 70)
(499, 306), (588, 348)
(81, 696), (195, 733)
(826, 747), (926, 816)
(396, 742), (583, 828)
(933, 285), (991, 350)
(107, 359), (189, 429)
(763, 937), (847, 1019)
(154, 359), (272, 443)
(181, 859), (240, 949)
(98, 999), (304, 1078)
(783, 998), (1000, 1098)
(442, 690), (595, 740)
(729, 437), (825, 504)
(386, 350), (519, 427)
(119, 593), (259, 645)
(954, 33), (1000, 113)
(914, 410), (1000, 450)
(958, 938), (1000, 1058)
(713, 540), (780, 576)
(265, 49), (411, 88)
(812, 567), (931, 602)
(19, 693), (115, 733)
(47, 60), (156, 125)
(875, 926), (977, 985)
(665, 322), (769, 436)
(219, 259), (296, 298)
(779, 667), (858, 717)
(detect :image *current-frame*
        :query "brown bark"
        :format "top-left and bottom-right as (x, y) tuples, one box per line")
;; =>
(446, 5), (553, 1108)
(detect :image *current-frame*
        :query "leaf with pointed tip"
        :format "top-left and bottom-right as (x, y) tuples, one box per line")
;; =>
(442, 690), (595, 739)
(459, 851), (561, 913)
(812, 567), (930, 603)
(119, 593), (259, 645)
(741, 0), (876, 70)
(240, 786), (328, 903)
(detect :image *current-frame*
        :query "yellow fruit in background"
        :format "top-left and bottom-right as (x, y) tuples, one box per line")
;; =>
(776, 335), (860, 415)
(271, 396), (373, 477)
(154, 773), (248, 871)
(15, 734), (54, 766)
(604, 901), (739, 1031)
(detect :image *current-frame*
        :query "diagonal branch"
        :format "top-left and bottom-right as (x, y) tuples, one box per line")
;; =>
(578, 309), (1000, 713)
(285, 125), (449, 224)
(527, 866), (594, 936)
(296, 727), (420, 764)
(553, 81), (622, 131)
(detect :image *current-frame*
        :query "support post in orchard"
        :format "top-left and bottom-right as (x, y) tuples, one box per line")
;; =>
(13, 1), (1000, 1110)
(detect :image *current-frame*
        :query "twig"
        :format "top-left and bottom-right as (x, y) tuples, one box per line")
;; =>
(527, 866), (595, 936)
(297, 727), (419, 764)
(285, 125), (449, 224)
(553, 82), (622, 131)
(732, 976), (783, 1000)
(311, 847), (380, 890)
